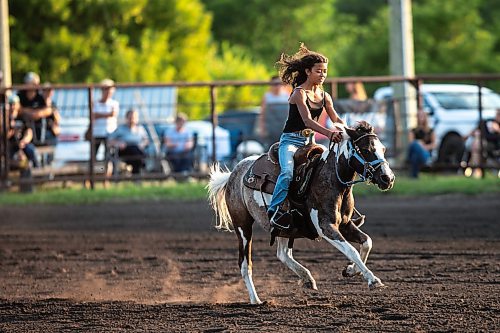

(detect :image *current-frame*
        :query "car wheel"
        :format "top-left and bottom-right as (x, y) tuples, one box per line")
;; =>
(438, 134), (465, 166)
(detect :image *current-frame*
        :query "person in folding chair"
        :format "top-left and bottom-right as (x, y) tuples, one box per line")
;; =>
(163, 113), (194, 174)
(107, 109), (149, 176)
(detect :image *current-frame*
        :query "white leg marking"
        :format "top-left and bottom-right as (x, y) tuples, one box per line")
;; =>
(310, 210), (382, 288)
(346, 236), (372, 276)
(310, 209), (324, 237)
(276, 237), (317, 290)
(237, 227), (261, 304)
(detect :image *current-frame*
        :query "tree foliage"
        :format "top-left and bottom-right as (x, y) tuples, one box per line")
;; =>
(7, 0), (500, 119)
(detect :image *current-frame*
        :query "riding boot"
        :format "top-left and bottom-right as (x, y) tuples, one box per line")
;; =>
(269, 208), (291, 231)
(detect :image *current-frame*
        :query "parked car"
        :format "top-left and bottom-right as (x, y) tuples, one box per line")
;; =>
(374, 84), (500, 164)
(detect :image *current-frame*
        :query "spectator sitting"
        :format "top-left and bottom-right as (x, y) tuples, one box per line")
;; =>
(91, 78), (119, 159)
(17, 72), (58, 149)
(463, 108), (500, 178)
(408, 111), (436, 178)
(6, 95), (39, 169)
(41, 83), (61, 143)
(163, 113), (194, 173)
(107, 109), (149, 175)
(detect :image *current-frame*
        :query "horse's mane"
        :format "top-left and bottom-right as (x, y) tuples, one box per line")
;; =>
(353, 121), (374, 134)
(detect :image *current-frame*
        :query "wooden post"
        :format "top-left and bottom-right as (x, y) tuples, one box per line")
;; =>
(0, 0), (11, 88)
(87, 87), (95, 190)
(477, 81), (485, 179)
(1, 91), (8, 188)
(210, 85), (217, 164)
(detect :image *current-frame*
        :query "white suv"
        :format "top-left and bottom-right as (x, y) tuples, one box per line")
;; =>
(374, 84), (500, 164)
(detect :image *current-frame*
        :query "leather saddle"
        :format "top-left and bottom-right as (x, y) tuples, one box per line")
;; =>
(243, 142), (325, 201)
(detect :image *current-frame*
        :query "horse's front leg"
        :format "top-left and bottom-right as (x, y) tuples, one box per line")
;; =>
(310, 209), (384, 290)
(236, 225), (262, 304)
(339, 221), (372, 278)
(276, 237), (317, 290)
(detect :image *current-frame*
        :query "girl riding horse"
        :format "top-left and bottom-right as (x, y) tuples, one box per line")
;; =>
(268, 44), (345, 230)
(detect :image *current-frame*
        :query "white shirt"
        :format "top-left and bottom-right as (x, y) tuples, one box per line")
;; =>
(93, 99), (119, 137)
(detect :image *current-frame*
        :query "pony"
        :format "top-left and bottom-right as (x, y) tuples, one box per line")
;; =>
(207, 122), (395, 304)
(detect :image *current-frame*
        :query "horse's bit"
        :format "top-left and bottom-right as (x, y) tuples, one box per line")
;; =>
(333, 133), (387, 187)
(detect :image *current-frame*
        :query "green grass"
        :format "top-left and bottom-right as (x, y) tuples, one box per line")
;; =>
(353, 173), (500, 197)
(0, 174), (498, 206)
(0, 181), (208, 206)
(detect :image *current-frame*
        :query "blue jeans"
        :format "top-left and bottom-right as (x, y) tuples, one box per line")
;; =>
(268, 132), (307, 213)
(408, 141), (431, 178)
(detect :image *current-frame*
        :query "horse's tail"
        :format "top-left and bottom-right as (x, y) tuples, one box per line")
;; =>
(207, 163), (233, 232)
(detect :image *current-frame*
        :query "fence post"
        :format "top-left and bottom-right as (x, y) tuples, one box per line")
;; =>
(477, 81), (485, 179)
(1, 91), (8, 188)
(87, 86), (95, 190)
(210, 85), (217, 164)
(330, 80), (338, 99)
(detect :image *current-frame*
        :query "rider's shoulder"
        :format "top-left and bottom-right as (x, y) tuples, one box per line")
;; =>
(290, 86), (307, 99)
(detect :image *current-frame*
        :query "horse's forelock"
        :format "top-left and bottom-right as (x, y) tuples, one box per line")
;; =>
(354, 121), (374, 134)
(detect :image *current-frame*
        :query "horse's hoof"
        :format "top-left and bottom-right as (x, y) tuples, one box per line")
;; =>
(251, 299), (264, 305)
(301, 280), (318, 290)
(368, 280), (386, 290)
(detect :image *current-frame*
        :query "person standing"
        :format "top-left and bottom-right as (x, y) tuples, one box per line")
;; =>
(91, 78), (119, 159)
(267, 44), (344, 230)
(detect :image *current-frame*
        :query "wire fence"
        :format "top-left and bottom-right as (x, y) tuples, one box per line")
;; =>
(1, 74), (499, 192)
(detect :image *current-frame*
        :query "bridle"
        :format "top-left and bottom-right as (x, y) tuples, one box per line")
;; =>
(330, 133), (387, 187)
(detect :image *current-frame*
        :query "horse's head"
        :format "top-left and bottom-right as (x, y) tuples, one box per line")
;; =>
(343, 121), (395, 191)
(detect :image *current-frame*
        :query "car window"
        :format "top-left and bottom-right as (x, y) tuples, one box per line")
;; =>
(432, 92), (500, 110)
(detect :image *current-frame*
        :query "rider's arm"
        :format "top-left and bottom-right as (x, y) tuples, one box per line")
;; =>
(290, 89), (342, 142)
(324, 92), (345, 129)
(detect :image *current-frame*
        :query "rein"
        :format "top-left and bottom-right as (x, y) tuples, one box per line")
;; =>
(329, 133), (387, 187)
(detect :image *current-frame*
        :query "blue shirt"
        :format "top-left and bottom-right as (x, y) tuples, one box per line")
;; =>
(108, 124), (148, 147)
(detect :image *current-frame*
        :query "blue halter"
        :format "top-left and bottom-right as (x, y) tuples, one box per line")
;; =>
(334, 133), (387, 187)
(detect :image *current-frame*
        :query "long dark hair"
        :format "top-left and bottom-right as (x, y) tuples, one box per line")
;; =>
(276, 43), (329, 88)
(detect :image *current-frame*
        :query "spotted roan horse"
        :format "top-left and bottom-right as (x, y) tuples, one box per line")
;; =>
(207, 122), (395, 304)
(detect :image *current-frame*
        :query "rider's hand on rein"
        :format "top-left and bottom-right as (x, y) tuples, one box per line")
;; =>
(330, 131), (343, 143)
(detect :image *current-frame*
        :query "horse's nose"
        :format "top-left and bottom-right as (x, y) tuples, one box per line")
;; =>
(380, 174), (392, 184)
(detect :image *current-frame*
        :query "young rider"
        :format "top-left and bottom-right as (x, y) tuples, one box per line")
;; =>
(268, 44), (345, 230)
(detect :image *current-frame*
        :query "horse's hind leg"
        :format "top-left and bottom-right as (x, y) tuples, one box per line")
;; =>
(236, 223), (262, 304)
(276, 237), (317, 290)
(339, 221), (372, 278)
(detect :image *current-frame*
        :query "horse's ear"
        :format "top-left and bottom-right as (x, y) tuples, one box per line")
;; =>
(345, 127), (357, 140)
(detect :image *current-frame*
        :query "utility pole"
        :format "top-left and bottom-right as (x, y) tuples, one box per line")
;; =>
(0, 0), (11, 88)
(389, 0), (417, 163)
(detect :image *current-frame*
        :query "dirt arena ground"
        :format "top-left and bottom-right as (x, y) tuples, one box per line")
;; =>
(0, 193), (499, 332)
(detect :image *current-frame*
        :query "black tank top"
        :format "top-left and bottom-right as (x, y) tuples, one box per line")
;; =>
(283, 88), (325, 133)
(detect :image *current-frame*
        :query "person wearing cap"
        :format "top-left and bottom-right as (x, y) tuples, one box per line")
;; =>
(6, 94), (39, 168)
(90, 78), (119, 158)
(17, 72), (59, 148)
(163, 113), (194, 173)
